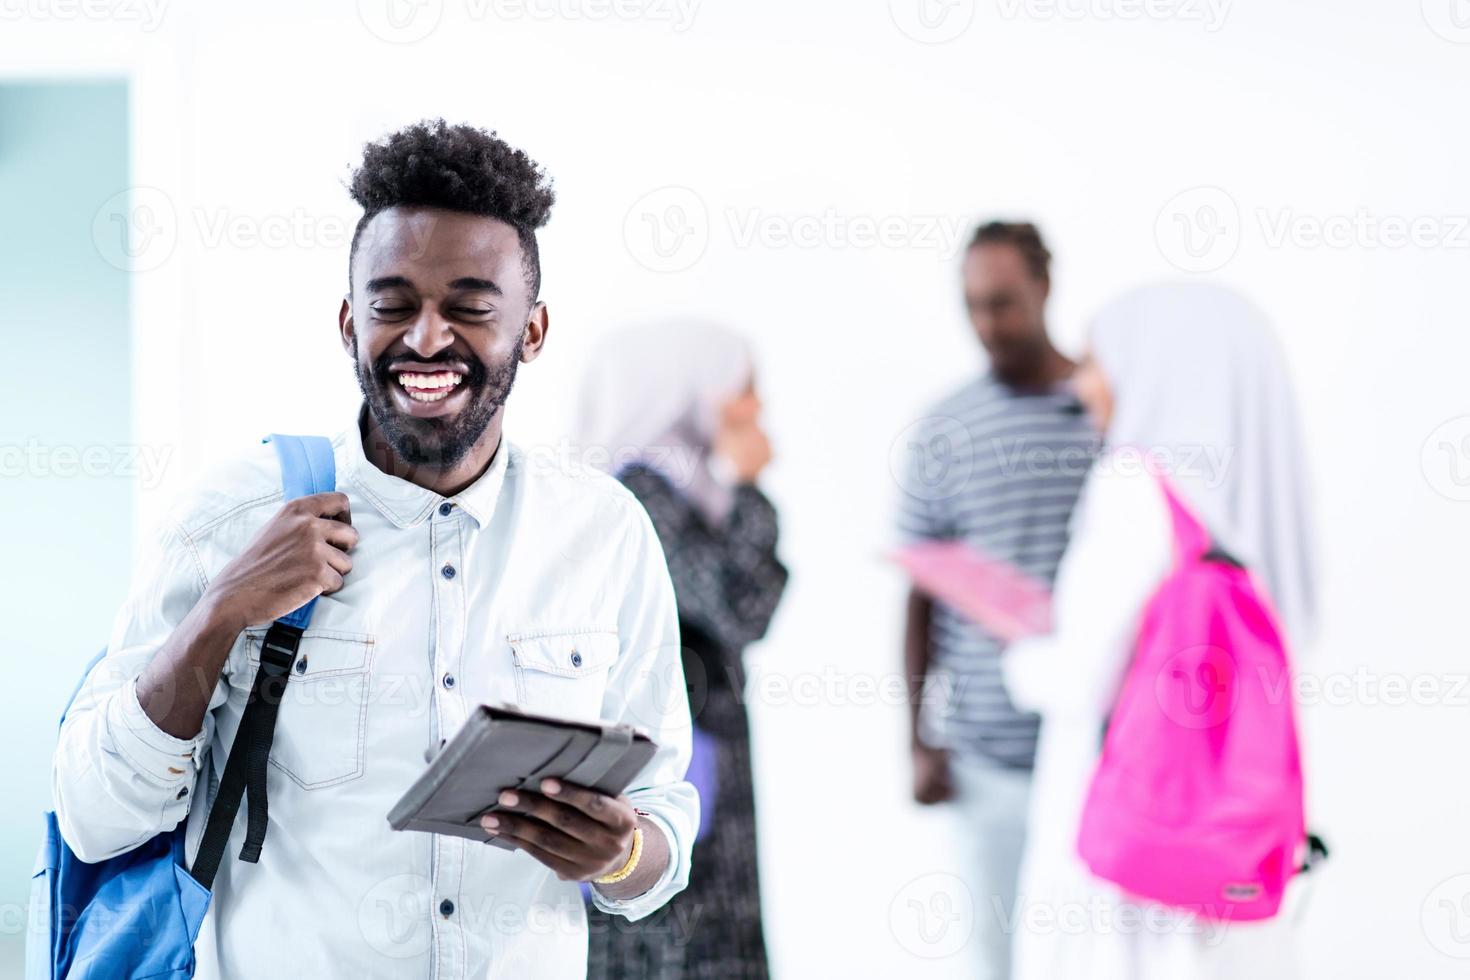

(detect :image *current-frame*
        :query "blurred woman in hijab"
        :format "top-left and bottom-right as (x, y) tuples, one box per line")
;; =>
(1001, 283), (1318, 980)
(578, 320), (788, 980)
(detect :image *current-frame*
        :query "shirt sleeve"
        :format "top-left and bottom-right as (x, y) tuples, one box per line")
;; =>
(589, 498), (699, 920)
(51, 515), (228, 863)
(1001, 467), (1173, 720)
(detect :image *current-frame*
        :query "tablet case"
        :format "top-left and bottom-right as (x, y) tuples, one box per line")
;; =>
(387, 704), (659, 848)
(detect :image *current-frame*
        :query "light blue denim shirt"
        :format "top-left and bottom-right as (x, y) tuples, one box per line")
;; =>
(52, 404), (697, 979)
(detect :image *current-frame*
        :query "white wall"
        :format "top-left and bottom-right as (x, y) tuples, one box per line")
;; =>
(4, 1), (1469, 976)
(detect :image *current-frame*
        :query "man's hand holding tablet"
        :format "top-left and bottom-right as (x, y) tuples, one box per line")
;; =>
(482, 779), (670, 898)
(386, 705), (669, 899)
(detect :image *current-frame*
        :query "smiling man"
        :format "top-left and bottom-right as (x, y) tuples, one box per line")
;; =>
(52, 120), (697, 979)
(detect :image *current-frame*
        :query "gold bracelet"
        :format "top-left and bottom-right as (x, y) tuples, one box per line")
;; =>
(592, 827), (643, 885)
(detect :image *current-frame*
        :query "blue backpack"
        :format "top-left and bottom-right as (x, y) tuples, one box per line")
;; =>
(28, 434), (336, 980)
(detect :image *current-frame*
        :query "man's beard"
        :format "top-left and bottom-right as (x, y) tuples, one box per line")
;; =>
(352, 333), (523, 469)
(988, 332), (1048, 387)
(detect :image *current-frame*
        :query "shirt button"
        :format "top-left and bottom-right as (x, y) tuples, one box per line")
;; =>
(439, 502), (453, 516)
(443, 673), (456, 689)
(441, 563), (456, 580)
(439, 899), (455, 917)
(570, 650), (583, 668)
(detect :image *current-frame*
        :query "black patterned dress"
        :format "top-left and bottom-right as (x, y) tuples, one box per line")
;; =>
(586, 463), (789, 980)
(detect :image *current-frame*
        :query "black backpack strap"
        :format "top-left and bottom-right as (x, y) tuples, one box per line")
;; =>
(1297, 832), (1329, 874)
(190, 621), (303, 889)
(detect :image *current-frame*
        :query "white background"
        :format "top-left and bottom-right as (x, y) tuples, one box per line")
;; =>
(4, 0), (1470, 976)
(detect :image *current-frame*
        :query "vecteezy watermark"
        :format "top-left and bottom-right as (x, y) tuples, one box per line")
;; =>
(623, 186), (710, 273)
(0, 440), (174, 489)
(725, 208), (966, 256)
(357, 0), (698, 43)
(995, 441), (1234, 487)
(1155, 186), (1241, 273)
(1421, 0), (1470, 44)
(1263, 666), (1470, 710)
(994, 0), (1231, 32)
(0, 0), (169, 30)
(894, 428), (1233, 505)
(1002, 895), (1233, 944)
(1421, 416), (1470, 502)
(889, 872), (975, 958)
(1256, 208), (1470, 251)
(357, 0), (444, 43)
(889, 416), (976, 503)
(1150, 657), (1470, 732)
(623, 187), (968, 273)
(1156, 186), (1470, 272)
(482, 0), (698, 29)
(1422, 874), (1470, 959)
(90, 188), (452, 273)
(1154, 645), (1239, 730)
(888, 0), (977, 44)
(357, 877), (601, 958)
(92, 187), (179, 274)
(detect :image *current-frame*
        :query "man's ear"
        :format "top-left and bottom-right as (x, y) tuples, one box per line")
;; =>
(339, 296), (355, 355)
(521, 301), (550, 363)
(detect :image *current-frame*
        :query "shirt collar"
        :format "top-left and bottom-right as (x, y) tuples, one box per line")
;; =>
(339, 402), (510, 530)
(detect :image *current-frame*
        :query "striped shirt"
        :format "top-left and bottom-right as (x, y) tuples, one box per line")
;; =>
(897, 374), (1098, 768)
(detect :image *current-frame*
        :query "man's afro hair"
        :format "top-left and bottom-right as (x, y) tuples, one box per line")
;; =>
(348, 118), (556, 297)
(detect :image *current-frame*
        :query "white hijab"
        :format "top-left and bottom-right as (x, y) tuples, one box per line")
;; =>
(575, 319), (754, 525)
(1090, 282), (1318, 643)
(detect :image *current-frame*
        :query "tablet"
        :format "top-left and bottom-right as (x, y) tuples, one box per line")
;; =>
(387, 704), (659, 847)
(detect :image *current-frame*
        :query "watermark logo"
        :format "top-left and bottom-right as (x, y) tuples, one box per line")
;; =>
(889, 872), (974, 958)
(1155, 185), (1240, 273)
(1158, 187), (1470, 271)
(0, 0), (169, 29)
(482, 0), (700, 30)
(623, 188), (967, 271)
(889, 416), (974, 502)
(623, 186), (709, 273)
(357, 0), (444, 42)
(995, 0), (1230, 31)
(889, 0), (976, 43)
(1003, 895), (1233, 943)
(1422, 874), (1470, 958)
(0, 440), (174, 489)
(1421, 416), (1470, 502)
(1154, 645), (1239, 730)
(1256, 208), (1470, 251)
(726, 208), (965, 255)
(358, 873), (435, 958)
(92, 186), (178, 273)
(1422, 0), (1470, 43)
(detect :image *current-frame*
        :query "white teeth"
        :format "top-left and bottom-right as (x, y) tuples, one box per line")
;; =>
(396, 371), (463, 403)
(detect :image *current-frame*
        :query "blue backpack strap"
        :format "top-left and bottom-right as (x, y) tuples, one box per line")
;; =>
(60, 438), (333, 725)
(263, 434), (337, 630)
(190, 433), (336, 887)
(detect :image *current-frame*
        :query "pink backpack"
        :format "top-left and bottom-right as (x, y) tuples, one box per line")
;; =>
(1076, 476), (1324, 921)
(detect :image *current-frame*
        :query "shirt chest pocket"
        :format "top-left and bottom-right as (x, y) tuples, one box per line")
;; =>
(239, 626), (376, 789)
(506, 628), (619, 723)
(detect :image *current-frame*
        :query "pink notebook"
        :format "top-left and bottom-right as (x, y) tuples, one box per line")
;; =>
(890, 540), (1053, 642)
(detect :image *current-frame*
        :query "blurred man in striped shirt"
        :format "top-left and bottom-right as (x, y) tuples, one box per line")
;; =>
(897, 221), (1097, 980)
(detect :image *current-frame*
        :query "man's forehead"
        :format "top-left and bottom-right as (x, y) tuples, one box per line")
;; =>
(355, 206), (521, 282)
(966, 242), (1028, 274)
